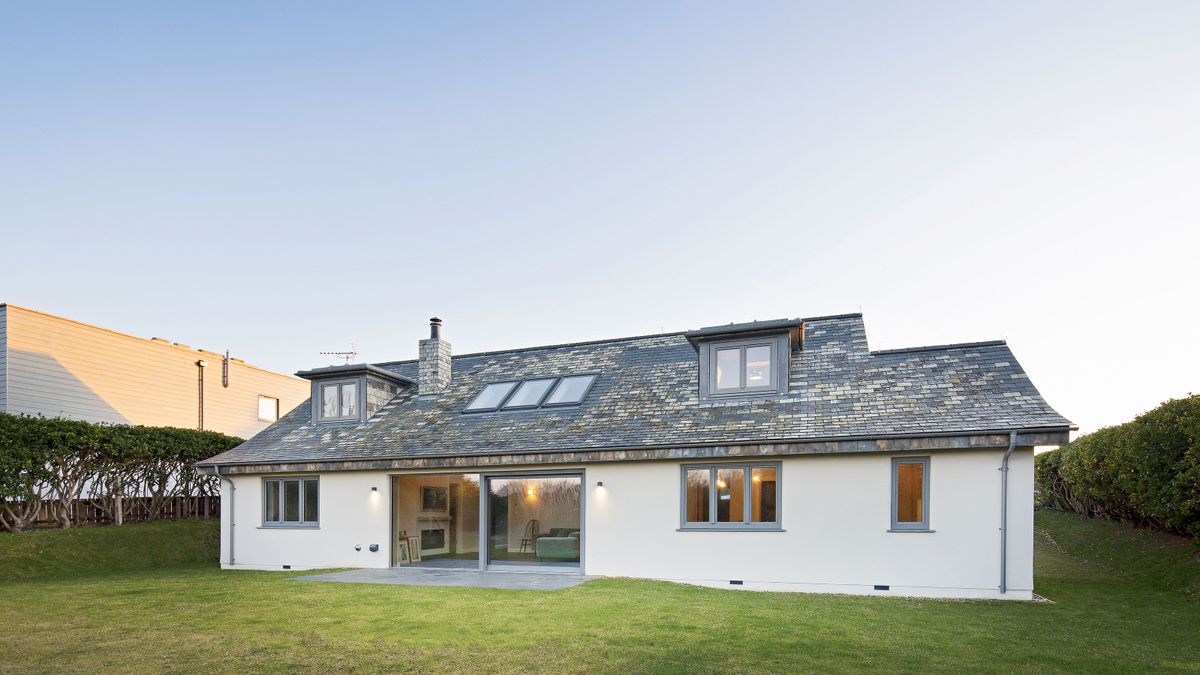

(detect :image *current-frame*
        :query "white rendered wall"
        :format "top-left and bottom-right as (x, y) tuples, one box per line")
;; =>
(219, 470), (393, 571)
(217, 448), (1034, 600)
(585, 448), (1034, 600)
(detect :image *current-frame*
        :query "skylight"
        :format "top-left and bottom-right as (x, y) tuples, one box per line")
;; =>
(462, 374), (599, 413)
(504, 378), (557, 409)
(463, 381), (518, 411)
(542, 374), (597, 406)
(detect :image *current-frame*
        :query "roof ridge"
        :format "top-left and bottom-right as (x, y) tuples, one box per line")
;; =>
(373, 312), (865, 367)
(800, 312), (863, 321)
(373, 330), (690, 366)
(870, 340), (1007, 356)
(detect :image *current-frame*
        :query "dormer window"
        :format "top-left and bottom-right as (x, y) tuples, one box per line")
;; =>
(698, 334), (788, 401)
(297, 363), (414, 425)
(715, 342), (774, 392)
(318, 380), (360, 421)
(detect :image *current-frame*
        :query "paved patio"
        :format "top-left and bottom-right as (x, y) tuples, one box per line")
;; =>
(293, 567), (595, 590)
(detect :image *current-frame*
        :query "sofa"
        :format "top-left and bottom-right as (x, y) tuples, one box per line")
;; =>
(534, 529), (580, 561)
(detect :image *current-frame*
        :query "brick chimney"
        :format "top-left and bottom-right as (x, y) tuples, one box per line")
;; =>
(418, 317), (451, 396)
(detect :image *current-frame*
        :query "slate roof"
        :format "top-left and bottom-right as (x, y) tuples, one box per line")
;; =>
(200, 314), (1072, 466)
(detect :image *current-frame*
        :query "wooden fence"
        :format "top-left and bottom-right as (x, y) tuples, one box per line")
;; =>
(6, 496), (221, 529)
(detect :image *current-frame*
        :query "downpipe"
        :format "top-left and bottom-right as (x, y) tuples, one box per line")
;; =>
(213, 466), (235, 566)
(999, 430), (1017, 594)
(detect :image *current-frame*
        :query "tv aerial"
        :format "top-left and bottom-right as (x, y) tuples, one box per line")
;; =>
(320, 343), (358, 365)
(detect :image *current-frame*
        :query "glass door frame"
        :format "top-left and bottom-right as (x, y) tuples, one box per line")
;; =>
(479, 469), (586, 573)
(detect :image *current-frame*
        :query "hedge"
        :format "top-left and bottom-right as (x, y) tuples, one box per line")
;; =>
(0, 413), (241, 532)
(1036, 395), (1200, 541)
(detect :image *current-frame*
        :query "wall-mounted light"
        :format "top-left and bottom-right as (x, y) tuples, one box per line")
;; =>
(371, 487), (378, 492)
(596, 481), (604, 487)
(526, 487), (535, 497)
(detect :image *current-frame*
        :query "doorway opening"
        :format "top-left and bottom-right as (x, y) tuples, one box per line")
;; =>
(391, 473), (480, 568)
(486, 474), (581, 569)
(391, 472), (582, 571)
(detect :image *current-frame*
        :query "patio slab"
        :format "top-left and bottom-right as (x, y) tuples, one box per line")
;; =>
(293, 567), (595, 590)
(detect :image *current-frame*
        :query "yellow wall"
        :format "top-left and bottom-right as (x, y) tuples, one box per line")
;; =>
(0, 304), (309, 439)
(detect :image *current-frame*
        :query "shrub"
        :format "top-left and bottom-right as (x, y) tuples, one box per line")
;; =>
(1036, 395), (1200, 541)
(0, 413), (241, 531)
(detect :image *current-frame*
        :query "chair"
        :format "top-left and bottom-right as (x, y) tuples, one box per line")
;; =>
(519, 519), (540, 553)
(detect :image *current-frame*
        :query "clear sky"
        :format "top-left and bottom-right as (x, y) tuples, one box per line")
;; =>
(1, 2), (1196, 436)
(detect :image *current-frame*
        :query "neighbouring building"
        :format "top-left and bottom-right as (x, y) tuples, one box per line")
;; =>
(0, 303), (309, 439)
(198, 313), (1073, 600)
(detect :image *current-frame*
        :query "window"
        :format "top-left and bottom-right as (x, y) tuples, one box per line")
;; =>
(698, 335), (787, 401)
(463, 374), (599, 413)
(542, 374), (597, 406)
(464, 381), (519, 412)
(257, 395), (279, 422)
(504, 378), (557, 409)
(317, 380), (358, 421)
(680, 464), (780, 529)
(891, 457), (930, 531)
(263, 477), (319, 527)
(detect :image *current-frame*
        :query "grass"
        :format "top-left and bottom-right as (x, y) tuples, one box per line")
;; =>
(0, 512), (1197, 673)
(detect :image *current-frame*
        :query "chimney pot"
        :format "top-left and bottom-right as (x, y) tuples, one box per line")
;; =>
(430, 317), (442, 339)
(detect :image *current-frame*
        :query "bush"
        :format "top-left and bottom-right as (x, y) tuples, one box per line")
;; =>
(0, 413), (241, 531)
(1036, 395), (1200, 541)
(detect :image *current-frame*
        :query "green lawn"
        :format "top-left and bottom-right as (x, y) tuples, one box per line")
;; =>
(1, 512), (1197, 674)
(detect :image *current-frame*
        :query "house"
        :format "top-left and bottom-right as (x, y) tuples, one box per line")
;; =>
(197, 314), (1072, 600)
(0, 303), (309, 439)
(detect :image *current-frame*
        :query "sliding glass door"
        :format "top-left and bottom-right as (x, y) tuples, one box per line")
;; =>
(391, 474), (481, 568)
(486, 474), (581, 568)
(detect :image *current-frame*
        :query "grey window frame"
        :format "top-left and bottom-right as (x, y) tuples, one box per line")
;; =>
(697, 334), (789, 402)
(257, 395), (280, 422)
(678, 462), (783, 531)
(262, 476), (319, 528)
(462, 374), (600, 414)
(890, 457), (931, 531)
(463, 380), (521, 412)
(540, 374), (599, 408)
(315, 378), (361, 422)
(500, 377), (559, 410)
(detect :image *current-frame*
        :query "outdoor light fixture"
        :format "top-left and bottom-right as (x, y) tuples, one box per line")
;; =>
(526, 487), (535, 496)
(596, 481), (604, 487)
(371, 487), (378, 492)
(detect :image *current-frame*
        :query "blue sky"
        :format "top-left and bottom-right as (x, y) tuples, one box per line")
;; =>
(1, 1), (1197, 434)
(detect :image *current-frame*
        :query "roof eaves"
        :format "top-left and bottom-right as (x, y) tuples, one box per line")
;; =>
(683, 318), (804, 350)
(295, 363), (415, 386)
(195, 424), (1076, 467)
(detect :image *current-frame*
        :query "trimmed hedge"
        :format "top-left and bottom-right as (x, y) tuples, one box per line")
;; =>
(0, 413), (241, 531)
(1036, 395), (1200, 541)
